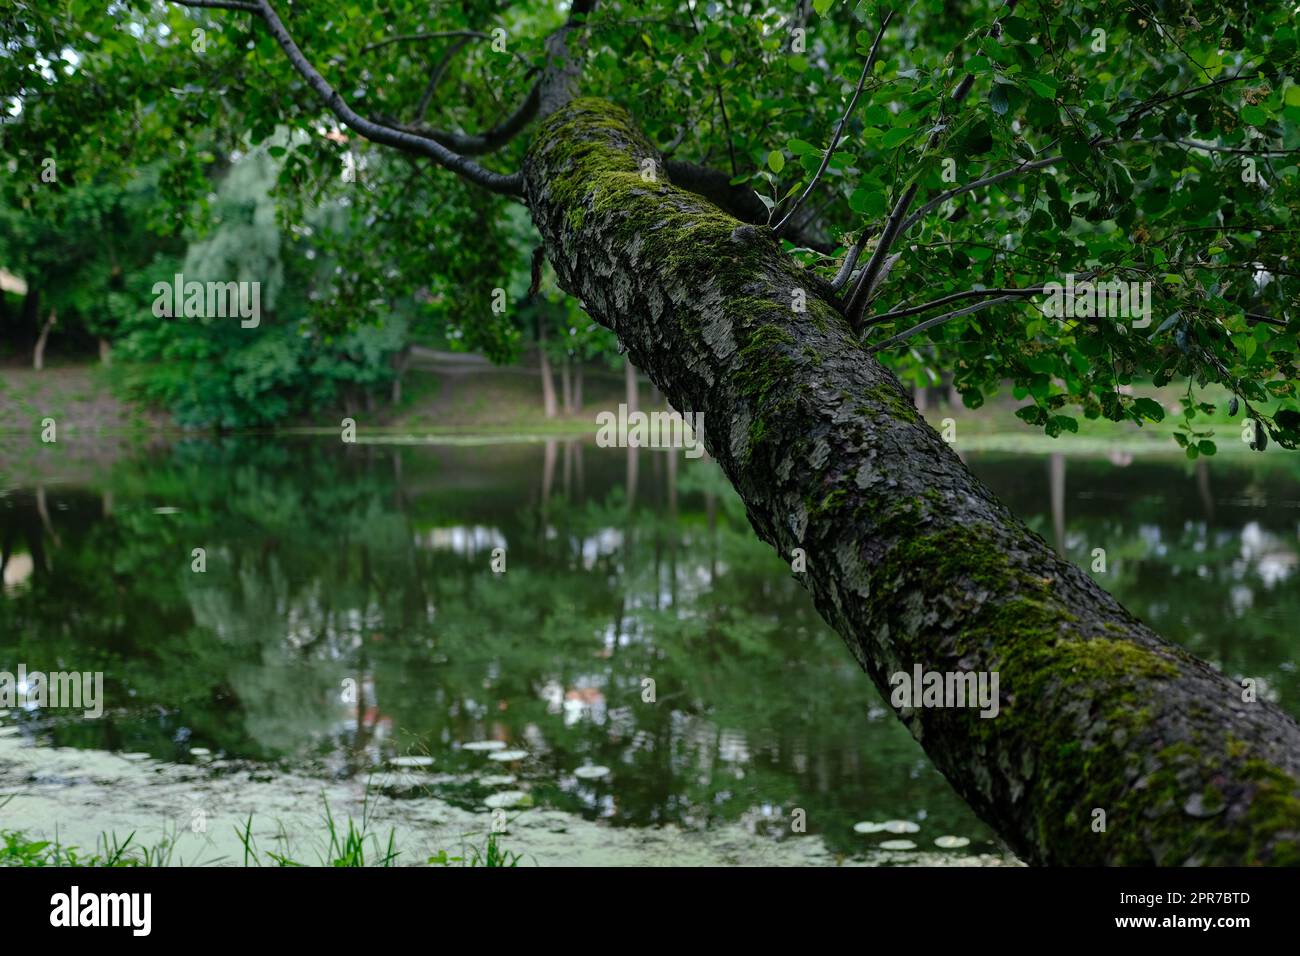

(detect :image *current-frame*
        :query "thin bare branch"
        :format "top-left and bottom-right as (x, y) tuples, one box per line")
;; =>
(415, 35), (474, 121)
(773, 10), (893, 239)
(867, 293), (1028, 352)
(899, 153), (1065, 234)
(865, 284), (1046, 326)
(1141, 137), (1300, 156)
(171, 0), (258, 9)
(360, 31), (491, 54)
(1122, 71), (1255, 126)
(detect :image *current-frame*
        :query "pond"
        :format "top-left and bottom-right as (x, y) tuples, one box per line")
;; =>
(1, 438), (1297, 865)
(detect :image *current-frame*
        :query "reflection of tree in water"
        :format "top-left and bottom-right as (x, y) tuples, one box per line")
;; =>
(36, 440), (1300, 850)
(975, 452), (1300, 711)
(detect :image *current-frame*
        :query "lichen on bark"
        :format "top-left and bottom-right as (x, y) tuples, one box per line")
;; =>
(522, 98), (1300, 865)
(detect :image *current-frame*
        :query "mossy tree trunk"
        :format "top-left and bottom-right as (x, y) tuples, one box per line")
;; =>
(522, 98), (1300, 865)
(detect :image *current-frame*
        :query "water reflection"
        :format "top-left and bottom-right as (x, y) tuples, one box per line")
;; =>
(2, 439), (1298, 857)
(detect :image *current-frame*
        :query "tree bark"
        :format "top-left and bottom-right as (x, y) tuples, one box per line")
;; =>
(523, 98), (1300, 865)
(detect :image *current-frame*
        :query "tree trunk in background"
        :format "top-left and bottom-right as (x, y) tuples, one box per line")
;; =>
(390, 344), (411, 405)
(573, 364), (584, 412)
(537, 321), (558, 418)
(561, 356), (574, 414)
(539, 349), (558, 418)
(33, 309), (56, 371)
(523, 98), (1300, 865)
(624, 356), (639, 417)
(98, 337), (112, 367)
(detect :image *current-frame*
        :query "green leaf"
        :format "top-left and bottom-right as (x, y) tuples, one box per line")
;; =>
(989, 84), (1010, 116)
(1002, 17), (1033, 41)
(880, 127), (915, 149)
(1240, 104), (1269, 126)
(849, 187), (886, 217)
(813, 0), (834, 15)
(1020, 76), (1056, 100)
(1274, 408), (1300, 432)
(766, 150), (785, 173)
(1132, 397), (1166, 422)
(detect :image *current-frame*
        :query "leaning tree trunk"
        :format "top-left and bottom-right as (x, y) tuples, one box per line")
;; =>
(523, 98), (1300, 865)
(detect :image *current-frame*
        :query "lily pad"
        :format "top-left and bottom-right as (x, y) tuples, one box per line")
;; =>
(484, 790), (532, 809)
(390, 755), (434, 768)
(573, 765), (610, 780)
(880, 839), (917, 850)
(883, 819), (920, 834)
(853, 821), (888, 834)
(488, 749), (529, 762)
(935, 835), (971, 849)
(462, 740), (507, 752)
(479, 774), (516, 787)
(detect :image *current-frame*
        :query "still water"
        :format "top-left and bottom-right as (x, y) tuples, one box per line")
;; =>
(1, 439), (1297, 863)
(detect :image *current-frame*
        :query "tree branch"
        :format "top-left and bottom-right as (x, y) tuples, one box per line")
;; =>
(415, 35), (474, 121)
(191, 0), (524, 196)
(830, 233), (868, 292)
(867, 293), (1029, 352)
(387, 85), (541, 155)
(664, 159), (834, 253)
(773, 10), (892, 239)
(865, 284), (1047, 326)
(536, 0), (599, 118)
(170, 0), (259, 9)
(845, 182), (917, 328)
(1140, 137), (1300, 156)
(360, 31), (492, 55)
(899, 153), (1065, 234)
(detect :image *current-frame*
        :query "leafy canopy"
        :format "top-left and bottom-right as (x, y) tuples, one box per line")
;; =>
(2, 1), (1298, 449)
